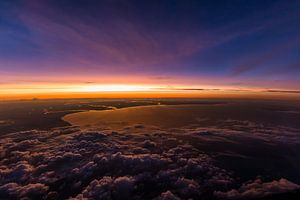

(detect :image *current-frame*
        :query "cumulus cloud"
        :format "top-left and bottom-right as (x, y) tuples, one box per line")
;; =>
(0, 124), (299, 199)
(0, 120), (14, 126)
(214, 178), (300, 199)
(72, 176), (135, 200)
(0, 182), (48, 199)
(157, 191), (181, 200)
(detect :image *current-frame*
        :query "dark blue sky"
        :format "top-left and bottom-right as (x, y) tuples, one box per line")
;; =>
(0, 0), (300, 90)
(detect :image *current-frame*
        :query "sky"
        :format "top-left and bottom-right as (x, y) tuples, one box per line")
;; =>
(0, 0), (300, 99)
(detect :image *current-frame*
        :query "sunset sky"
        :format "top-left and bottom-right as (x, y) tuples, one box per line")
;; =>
(1, 0), (300, 99)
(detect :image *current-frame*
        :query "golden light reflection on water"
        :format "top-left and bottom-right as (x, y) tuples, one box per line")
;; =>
(63, 104), (230, 131)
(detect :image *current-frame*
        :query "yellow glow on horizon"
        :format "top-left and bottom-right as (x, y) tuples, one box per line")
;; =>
(0, 83), (299, 100)
(0, 83), (160, 94)
(80, 84), (157, 92)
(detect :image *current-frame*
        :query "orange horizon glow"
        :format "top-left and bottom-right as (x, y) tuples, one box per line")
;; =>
(1, 83), (300, 101)
(2, 73), (300, 101)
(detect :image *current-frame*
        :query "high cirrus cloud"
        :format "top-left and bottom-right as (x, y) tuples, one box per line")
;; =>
(1, 0), (298, 77)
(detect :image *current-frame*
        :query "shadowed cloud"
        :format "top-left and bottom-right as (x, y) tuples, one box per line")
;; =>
(1, 120), (300, 199)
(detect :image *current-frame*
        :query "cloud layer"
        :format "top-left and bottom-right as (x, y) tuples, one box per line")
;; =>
(0, 123), (299, 199)
(215, 178), (300, 200)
